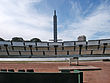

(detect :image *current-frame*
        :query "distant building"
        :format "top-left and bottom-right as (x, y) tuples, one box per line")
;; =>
(78, 35), (86, 41)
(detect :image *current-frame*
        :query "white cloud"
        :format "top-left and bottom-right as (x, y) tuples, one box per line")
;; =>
(60, 0), (110, 41)
(1, 0), (110, 42)
(0, 0), (52, 41)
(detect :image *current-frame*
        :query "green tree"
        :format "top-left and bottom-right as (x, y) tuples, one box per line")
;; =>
(30, 38), (41, 42)
(0, 38), (5, 41)
(12, 37), (24, 42)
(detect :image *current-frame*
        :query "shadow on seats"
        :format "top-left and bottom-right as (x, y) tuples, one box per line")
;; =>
(18, 69), (25, 72)
(26, 69), (34, 72)
(0, 69), (7, 72)
(8, 69), (14, 72)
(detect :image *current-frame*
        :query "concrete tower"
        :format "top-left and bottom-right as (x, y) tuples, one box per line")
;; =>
(53, 10), (57, 42)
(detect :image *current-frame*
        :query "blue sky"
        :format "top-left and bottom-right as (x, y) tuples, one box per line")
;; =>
(0, 0), (110, 41)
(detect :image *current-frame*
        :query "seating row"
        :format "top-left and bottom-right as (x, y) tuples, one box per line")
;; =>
(0, 69), (34, 72)
(0, 39), (110, 46)
(0, 45), (110, 51)
(0, 49), (110, 56)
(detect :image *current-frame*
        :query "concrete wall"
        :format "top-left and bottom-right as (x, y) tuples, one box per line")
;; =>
(88, 40), (99, 45)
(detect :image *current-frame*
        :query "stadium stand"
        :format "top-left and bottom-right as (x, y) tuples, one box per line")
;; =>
(0, 39), (110, 57)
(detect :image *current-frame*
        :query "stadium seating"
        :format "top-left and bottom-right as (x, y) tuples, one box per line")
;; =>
(0, 40), (110, 57)
(9, 51), (20, 55)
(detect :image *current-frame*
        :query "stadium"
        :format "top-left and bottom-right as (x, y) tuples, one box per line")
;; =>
(0, 10), (110, 83)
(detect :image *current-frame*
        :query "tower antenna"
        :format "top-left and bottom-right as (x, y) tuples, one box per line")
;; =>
(53, 10), (57, 42)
